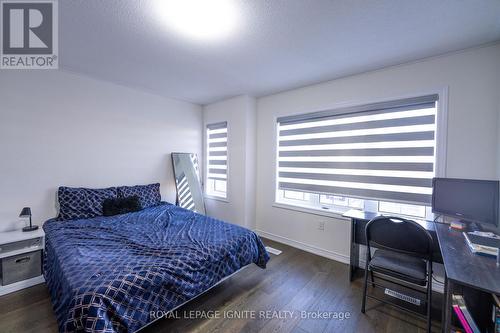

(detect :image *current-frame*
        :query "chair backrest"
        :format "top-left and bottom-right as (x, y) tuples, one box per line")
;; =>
(365, 216), (433, 260)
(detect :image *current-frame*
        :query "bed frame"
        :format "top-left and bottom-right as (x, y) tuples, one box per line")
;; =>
(137, 265), (249, 332)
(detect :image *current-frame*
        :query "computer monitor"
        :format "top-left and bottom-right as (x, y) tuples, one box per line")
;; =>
(432, 178), (499, 227)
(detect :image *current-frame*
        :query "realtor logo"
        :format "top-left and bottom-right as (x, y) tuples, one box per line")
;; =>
(1, 0), (58, 69)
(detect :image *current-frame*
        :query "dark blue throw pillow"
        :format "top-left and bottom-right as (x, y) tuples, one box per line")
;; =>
(117, 183), (161, 209)
(58, 186), (118, 220)
(102, 196), (142, 216)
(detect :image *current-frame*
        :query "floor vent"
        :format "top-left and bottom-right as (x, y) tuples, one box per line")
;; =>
(384, 288), (421, 306)
(265, 246), (282, 255)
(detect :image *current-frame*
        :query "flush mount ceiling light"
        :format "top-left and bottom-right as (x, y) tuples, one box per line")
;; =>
(155, 0), (240, 42)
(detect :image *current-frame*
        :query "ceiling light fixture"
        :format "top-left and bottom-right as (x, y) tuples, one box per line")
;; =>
(155, 0), (240, 42)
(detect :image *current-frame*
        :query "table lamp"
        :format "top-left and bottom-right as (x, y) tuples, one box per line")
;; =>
(20, 207), (38, 232)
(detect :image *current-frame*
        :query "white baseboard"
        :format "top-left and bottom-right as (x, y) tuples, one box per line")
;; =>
(255, 229), (350, 264)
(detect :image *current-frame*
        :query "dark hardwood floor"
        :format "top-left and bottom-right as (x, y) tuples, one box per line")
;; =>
(0, 238), (442, 333)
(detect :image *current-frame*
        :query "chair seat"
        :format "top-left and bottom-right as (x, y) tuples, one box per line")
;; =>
(369, 249), (428, 285)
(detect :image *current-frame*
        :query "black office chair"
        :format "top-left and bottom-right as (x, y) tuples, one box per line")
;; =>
(361, 216), (434, 333)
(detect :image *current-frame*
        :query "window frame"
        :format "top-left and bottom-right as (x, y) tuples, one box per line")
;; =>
(205, 121), (229, 202)
(378, 200), (427, 219)
(276, 189), (434, 220)
(320, 195), (365, 210)
(276, 190), (365, 215)
(273, 89), (448, 220)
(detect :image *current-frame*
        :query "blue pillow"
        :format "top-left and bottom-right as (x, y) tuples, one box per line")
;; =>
(58, 186), (118, 220)
(117, 183), (161, 209)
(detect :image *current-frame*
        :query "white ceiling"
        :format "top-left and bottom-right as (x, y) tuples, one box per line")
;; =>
(60, 0), (500, 105)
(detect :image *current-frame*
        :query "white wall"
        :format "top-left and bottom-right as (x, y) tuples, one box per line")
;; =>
(497, 81), (500, 223)
(255, 43), (500, 261)
(0, 70), (202, 232)
(244, 98), (257, 229)
(498, 85), (500, 179)
(203, 95), (257, 229)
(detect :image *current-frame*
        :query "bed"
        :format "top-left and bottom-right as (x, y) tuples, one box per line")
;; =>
(43, 202), (269, 333)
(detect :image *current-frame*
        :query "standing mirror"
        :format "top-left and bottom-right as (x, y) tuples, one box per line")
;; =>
(171, 153), (206, 214)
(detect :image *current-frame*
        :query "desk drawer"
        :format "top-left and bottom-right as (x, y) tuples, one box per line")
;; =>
(0, 250), (41, 285)
(0, 237), (42, 254)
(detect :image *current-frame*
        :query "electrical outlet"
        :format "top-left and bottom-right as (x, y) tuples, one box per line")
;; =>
(318, 221), (325, 231)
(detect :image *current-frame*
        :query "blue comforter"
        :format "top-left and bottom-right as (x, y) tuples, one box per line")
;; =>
(43, 203), (269, 333)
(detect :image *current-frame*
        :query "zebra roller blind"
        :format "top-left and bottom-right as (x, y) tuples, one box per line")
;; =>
(207, 121), (228, 181)
(277, 95), (439, 205)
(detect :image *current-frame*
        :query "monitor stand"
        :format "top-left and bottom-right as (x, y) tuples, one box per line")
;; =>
(450, 219), (483, 232)
(465, 221), (483, 232)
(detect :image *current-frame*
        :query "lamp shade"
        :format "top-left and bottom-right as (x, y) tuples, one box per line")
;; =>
(19, 207), (31, 217)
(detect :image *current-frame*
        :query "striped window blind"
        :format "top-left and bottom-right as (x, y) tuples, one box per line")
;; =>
(277, 95), (438, 205)
(206, 121), (228, 182)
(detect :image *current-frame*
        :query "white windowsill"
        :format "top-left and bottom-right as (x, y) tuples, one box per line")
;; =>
(205, 195), (229, 203)
(272, 202), (352, 221)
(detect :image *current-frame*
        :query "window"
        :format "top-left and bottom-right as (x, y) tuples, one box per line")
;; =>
(284, 190), (311, 201)
(206, 121), (227, 199)
(275, 95), (439, 217)
(320, 195), (364, 209)
(277, 189), (364, 212)
(378, 201), (426, 218)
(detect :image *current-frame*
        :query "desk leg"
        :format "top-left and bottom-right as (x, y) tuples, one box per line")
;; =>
(442, 276), (453, 333)
(349, 218), (359, 282)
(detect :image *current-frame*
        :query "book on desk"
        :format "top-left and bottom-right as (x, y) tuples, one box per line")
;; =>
(463, 231), (500, 257)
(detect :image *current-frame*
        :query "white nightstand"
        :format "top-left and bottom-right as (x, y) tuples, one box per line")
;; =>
(0, 228), (45, 296)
